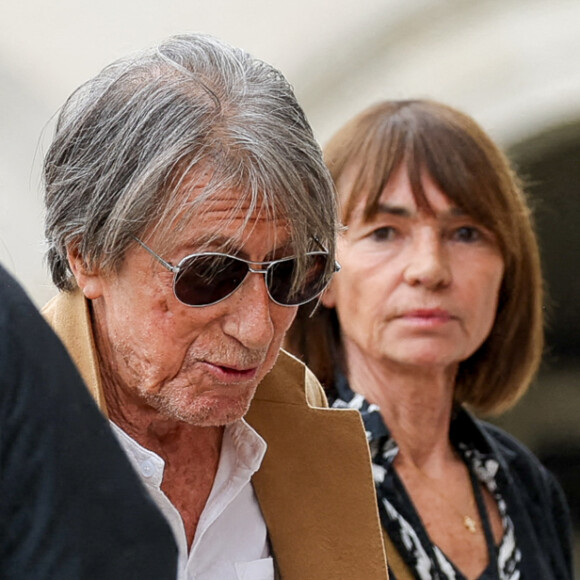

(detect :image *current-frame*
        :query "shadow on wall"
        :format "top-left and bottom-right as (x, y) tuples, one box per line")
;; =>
(493, 122), (580, 576)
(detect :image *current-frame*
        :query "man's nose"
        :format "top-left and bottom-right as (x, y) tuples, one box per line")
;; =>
(222, 272), (275, 349)
(403, 230), (452, 290)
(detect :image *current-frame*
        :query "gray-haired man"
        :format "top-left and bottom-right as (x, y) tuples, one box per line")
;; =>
(42, 34), (387, 579)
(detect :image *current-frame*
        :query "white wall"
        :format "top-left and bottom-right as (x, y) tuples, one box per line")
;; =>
(1, 0), (579, 305)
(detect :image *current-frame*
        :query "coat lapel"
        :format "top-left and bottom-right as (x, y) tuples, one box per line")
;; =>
(42, 289), (108, 413)
(247, 354), (388, 579)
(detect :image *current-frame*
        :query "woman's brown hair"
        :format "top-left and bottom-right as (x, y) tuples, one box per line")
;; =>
(285, 99), (544, 415)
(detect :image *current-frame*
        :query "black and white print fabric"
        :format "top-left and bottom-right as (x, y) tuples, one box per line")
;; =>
(332, 376), (522, 580)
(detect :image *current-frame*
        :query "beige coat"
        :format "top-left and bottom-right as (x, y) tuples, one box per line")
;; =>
(44, 289), (388, 579)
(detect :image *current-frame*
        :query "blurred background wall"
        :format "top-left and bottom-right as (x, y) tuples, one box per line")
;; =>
(1, 0), (579, 572)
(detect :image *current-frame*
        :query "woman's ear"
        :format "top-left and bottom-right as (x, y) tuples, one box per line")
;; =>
(66, 245), (104, 299)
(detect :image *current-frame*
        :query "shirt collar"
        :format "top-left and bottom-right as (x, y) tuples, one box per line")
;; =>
(109, 418), (267, 489)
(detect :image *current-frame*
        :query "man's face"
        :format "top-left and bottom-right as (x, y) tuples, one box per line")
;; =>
(87, 185), (298, 427)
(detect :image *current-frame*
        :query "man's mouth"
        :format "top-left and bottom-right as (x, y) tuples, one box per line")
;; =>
(200, 361), (260, 383)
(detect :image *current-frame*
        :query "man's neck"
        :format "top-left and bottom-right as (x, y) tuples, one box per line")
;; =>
(103, 375), (225, 550)
(112, 404), (224, 550)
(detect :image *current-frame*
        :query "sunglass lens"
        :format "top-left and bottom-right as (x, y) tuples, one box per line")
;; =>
(268, 254), (328, 305)
(174, 254), (248, 306)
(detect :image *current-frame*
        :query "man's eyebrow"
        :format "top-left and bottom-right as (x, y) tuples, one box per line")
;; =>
(268, 241), (296, 260)
(178, 233), (230, 253)
(180, 233), (294, 259)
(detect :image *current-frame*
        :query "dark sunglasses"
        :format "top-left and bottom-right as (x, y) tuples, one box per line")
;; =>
(134, 237), (339, 307)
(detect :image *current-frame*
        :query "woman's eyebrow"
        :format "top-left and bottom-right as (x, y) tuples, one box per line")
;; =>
(373, 203), (469, 221)
(375, 203), (412, 217)
(448, 207), (468, 217)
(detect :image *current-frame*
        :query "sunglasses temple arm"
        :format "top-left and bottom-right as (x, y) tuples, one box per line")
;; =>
(312, 236), (340, 273)
(133, 237), (179, 274)
(312, 236), (327, 252)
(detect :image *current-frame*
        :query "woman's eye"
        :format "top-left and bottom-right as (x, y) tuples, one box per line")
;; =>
(370, 226), (397, 241)
(453, 226), (481, 242)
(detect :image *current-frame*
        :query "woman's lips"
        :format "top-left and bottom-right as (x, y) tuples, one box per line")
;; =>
(398, 309), (454, 326)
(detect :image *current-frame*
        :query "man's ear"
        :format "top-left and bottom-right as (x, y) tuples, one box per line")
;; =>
(320, 279), (336, 309)
(66, 245), (104, 299)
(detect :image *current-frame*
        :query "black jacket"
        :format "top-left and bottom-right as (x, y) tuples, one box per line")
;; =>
(0, 265), (177, 580)
(465, 416), (573, 579)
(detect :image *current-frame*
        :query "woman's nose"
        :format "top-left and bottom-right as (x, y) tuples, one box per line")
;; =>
(403, 230), (452, 290)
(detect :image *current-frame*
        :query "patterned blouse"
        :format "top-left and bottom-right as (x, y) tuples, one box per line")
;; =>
(332, 376), (522, 580)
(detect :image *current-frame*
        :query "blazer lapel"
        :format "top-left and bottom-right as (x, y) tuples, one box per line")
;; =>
(42, 289), (108, 413)
(246, 354), (388, 579)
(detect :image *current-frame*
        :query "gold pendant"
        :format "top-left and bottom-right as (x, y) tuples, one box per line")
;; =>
(464, 515), (477, 533)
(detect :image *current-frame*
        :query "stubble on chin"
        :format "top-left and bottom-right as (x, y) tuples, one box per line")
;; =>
(124, 339), (279, 426)
(140, 378), (260, 427)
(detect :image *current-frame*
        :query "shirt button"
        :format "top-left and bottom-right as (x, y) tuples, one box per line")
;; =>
(141, 460), (155, 478)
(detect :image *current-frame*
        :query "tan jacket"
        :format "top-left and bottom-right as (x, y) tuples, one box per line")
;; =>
(43, 289), (389, 579)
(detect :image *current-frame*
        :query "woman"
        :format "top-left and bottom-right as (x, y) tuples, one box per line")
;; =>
(286, 100), (572, 580)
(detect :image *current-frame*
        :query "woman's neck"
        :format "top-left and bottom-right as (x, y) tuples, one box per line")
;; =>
(345, 345), (458, 466)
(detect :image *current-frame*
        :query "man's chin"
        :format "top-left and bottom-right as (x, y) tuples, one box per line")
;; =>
(164, 393), (254, 427)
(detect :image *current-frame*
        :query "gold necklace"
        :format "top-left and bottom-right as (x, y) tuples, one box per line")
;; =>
(403, 459), (480, 535)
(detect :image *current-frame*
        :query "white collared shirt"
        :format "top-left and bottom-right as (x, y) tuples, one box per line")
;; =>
(110, 420), (274, 580)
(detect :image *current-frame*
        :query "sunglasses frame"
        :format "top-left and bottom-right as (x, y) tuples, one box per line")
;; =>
(133, 236), (339, 308)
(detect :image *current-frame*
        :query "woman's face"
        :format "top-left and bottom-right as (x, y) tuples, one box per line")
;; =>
(323, 164), (505, 374)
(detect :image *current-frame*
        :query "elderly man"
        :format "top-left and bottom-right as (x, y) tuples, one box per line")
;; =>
(42, 34), (387, 579)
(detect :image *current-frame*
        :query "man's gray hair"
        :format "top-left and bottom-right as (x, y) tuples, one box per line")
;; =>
(44, 33), (337, 291)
